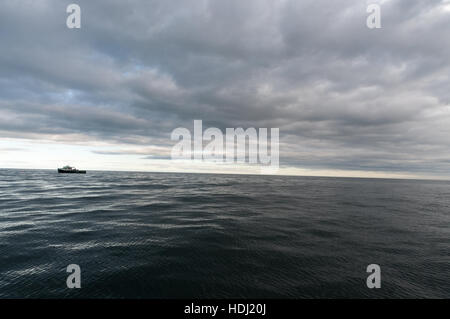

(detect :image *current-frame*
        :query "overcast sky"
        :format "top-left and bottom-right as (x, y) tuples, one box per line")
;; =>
(1, 0), (450, 178)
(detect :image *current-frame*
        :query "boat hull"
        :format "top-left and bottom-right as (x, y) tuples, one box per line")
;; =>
(58, 169), (86, 174)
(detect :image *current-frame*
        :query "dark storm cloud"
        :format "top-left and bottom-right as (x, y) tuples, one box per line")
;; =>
(1, 0), (450, 176)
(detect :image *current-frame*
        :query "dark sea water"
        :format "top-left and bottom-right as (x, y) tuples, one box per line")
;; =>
(0, 169), (449, 298)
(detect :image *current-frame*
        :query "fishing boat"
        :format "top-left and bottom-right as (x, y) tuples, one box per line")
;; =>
(57, 165), (86, 174)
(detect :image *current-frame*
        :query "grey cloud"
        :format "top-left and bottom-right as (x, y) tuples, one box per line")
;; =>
(1, 0), (450, 176)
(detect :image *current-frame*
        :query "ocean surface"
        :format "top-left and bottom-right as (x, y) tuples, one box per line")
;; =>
(0, 169), (449, 298)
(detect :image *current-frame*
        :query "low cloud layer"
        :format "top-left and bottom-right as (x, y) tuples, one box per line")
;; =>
(1, 0), (450, 177)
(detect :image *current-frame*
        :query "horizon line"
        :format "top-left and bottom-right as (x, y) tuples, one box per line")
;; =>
(1, 166), (448, 182)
